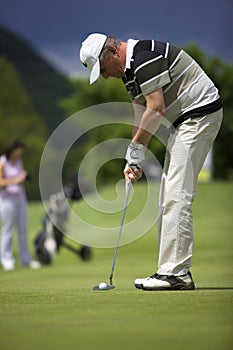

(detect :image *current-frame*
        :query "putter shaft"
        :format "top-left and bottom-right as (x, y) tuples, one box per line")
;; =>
(109, 181), (131, 285)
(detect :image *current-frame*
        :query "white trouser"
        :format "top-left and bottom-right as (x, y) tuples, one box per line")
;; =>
(157, 109), (223, 276)
(0, 194), (31, 268)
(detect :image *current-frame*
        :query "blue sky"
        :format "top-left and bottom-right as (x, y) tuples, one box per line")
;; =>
(0, 0), (232, 77)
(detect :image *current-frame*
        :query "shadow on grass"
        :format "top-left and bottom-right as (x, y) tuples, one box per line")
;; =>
(196, 287), (233, 290)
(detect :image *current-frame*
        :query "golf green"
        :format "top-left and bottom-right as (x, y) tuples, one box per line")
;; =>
(0, 181), (232, 350)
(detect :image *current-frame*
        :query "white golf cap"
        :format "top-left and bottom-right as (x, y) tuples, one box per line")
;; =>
(80, 33), (107, 84)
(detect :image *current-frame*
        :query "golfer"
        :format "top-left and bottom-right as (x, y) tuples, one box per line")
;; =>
(0, 140), (40, 270)
(80, 34), (223, 290)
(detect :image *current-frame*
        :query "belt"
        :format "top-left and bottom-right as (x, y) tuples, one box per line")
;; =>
(173, 97), (223, 129)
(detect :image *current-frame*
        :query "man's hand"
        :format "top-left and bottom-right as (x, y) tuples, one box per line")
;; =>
(124, 163), (143, 183)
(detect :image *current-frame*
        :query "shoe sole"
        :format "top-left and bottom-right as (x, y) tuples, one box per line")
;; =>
(135, 283), (143, 290)
(135, 282), (195, 291)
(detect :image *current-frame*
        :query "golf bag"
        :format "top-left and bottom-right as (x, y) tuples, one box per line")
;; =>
(34, 191), (91, 265)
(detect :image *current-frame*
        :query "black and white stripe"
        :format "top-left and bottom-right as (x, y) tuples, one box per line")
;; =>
(123, 39), (221, 125)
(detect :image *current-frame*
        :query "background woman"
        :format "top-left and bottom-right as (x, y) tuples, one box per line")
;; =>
(0, 140), (40, 271)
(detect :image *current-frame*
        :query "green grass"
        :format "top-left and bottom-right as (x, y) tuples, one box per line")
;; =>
(0, 181), (233, 350)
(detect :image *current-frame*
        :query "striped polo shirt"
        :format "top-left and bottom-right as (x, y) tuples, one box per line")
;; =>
(123, 39), (222, 127)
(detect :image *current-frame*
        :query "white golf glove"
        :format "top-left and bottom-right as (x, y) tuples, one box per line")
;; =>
(125, 141), (146, 167)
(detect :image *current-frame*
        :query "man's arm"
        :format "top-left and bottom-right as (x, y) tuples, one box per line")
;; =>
(124, 89), (166, 182)
(132, 89), (166, 146)
(131, 100), (145, 138)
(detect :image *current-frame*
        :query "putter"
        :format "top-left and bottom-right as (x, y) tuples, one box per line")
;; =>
(93, 180), (132, 291)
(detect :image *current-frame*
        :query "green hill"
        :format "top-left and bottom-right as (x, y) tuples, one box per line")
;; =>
(0, 55), (48, 199)
(0, 26), (73, 134)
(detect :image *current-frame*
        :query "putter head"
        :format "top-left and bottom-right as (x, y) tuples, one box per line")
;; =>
(93, 283), (115, 291)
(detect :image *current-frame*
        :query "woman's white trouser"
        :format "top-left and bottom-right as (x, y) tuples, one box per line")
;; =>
(0, 194), (31, 268)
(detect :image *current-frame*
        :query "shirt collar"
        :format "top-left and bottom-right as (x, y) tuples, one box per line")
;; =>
(125, 38), (139, 70)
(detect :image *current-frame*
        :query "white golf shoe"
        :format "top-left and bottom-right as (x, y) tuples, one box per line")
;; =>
(23, 261), (41, 269)
(2, 263), (15, 271)
(134, 272), (195, 290)
(29, 260), (41, 269)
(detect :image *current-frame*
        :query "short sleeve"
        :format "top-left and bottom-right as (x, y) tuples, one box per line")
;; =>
(133, 51), (171, 96)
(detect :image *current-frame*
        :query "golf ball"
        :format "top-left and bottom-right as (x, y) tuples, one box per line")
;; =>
(99, 282), (108, 290)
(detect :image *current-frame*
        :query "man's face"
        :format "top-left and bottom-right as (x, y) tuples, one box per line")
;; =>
(100, 50), (125, 80)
